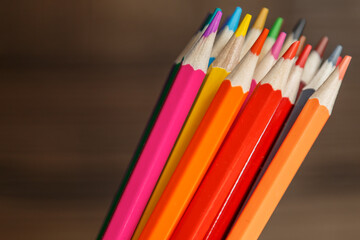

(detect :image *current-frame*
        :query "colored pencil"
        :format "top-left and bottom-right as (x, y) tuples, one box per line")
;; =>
(237, 31), (286, 116)
(201, 44), (312, 240)
(131, 13), (251, 240)
(239, 43), (313, 214)
(283, 44), (313, 104)
(336, 56), (342, 66)
(139, 29), (269, 240)
(102, 12), (222, 240)
(303, 45), (343, 95)
(241, 45), (342, 214)
(296, 35), (307, 57)
(209, 7), (242, 65)
(294, 43), (342, 128)
(238, 8), (269, 61)
(280, 18), (306, 56)
(298, 36), (329, 92)
(96, 9), (220, 239)
(174, 9), (221, 65)
(226, 56), (351, 240)
(234, 32), (286, 127)
(258, 17), (283, 62)
(171, 41), (299, 240)
(249, 32), (287, 97)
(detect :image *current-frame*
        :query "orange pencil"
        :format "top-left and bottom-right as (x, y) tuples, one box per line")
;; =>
(171, 41), (299, 240)
(227, 56), (351, 240)
(139, 29), (270, 240)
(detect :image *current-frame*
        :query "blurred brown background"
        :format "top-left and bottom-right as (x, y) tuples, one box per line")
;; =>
(0, 0), (359, 239)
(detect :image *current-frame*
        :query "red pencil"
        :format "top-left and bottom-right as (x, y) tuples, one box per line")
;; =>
(203, 44), (312, 240)
(171, 41), (300, 240)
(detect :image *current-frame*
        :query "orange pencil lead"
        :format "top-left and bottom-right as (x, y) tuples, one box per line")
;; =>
(251, 28), (269, 55)
(282, 41), (300, 60)
(338, 55), (352, 80)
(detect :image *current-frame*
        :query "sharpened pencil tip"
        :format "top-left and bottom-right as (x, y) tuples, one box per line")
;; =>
(282, 41), (300, 60)
(338, 56), (352, 80)
(226, 7), (242, 32)
(296, 44), (312, 68)
(268, 17), (283, 39)
(315, 36), (329, 58)
(202, 8), (222, 31)
(253, 7), (269, 30)
(271, 32), (286, 59)
(251, 28), (269, 56)
(328, 45), (343, 66)
(296, 35), (307, 57)
(292, 18), (306, 40)
(336, 56), (342, 66)
(203, 11), (222, 37)
(235, 14), (252, 37)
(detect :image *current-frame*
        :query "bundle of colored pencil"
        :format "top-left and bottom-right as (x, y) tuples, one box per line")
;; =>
(98, 6), (352, 240)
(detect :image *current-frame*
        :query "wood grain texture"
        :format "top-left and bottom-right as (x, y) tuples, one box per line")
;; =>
(0, 0), (359, 239)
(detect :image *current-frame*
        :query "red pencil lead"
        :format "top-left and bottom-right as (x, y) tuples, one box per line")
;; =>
(282, 41), (300, 60)
(296, 44), (312, 68)
(250, 28), (269, 56)
(314, 36), (329, 58)
(336, 56), (342, 66)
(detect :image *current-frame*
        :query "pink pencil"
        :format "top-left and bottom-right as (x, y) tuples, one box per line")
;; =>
(102, 11), (222, 240)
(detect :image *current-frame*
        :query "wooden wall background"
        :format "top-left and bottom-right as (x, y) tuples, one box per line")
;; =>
(0, 0), (359, 239)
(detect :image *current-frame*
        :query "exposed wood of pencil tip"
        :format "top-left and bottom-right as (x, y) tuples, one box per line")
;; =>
(310, 56), (351, 113)
(260, 41), (299, 91)
(212, 14), (251, 72)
